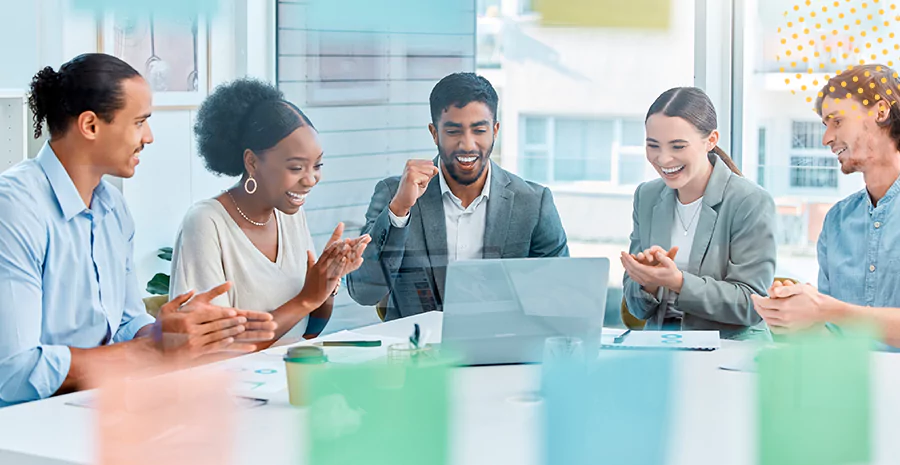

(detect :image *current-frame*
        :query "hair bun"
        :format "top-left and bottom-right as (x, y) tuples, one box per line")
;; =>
(28, 66), (64, 139)
(195, 79), (309, 177)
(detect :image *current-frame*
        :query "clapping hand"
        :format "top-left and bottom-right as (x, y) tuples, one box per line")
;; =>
(751, 281), (830, 334)
(620, 246), (683, 295)
(297, 223), (371, 309)
(154, 282), (277, 359)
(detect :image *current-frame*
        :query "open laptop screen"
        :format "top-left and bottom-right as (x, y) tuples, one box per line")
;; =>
(442, 257), (609, 365)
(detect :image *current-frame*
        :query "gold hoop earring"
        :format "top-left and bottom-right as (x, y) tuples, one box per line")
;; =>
(244, 177), (258, 195)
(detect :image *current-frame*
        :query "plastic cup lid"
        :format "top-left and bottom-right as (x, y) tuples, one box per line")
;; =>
(284, 345), (328, 364)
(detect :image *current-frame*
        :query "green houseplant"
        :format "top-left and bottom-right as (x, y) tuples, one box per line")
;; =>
(142, 247), (172, 318)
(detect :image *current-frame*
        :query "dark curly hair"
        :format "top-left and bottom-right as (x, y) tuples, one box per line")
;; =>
(28, 53), (140, 139)
(194, 79), (315, 177)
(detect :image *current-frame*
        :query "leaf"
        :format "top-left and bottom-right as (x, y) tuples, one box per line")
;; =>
(146, 273), (170, 295)
(157, 247), (173, 262)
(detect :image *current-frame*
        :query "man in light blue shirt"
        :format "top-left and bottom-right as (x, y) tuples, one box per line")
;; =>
(753, 64), (900, 346)
(0, 54), (276, 407)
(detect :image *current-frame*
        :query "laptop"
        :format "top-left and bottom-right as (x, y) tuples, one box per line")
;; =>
(441, 257), (609, 366)
(378, 245), (503, 319)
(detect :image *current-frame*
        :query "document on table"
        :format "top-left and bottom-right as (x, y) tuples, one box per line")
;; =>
(220, 353), (289, 394)
(601, 330), (721, 351)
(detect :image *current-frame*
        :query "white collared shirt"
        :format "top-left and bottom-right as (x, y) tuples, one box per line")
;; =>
(388, 162), (492, 262)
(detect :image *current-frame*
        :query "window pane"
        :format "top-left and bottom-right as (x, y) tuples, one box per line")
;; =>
(789, 156), (839, 188)
(476, 0), (501, 16)
(618, 153), (645, 185)
(521, 151), (549, 184)
(553, 158), (587, 182)
(791, 121), (826, 149)
(553, 120), (587, 182)
(621, 120), (646, 147)
(524, 117), (548, 145)
(476, 1), (503, 67)
(583, 120), (613, 181)
(519, 0), (534, 14)
(553, 119), (613, 182)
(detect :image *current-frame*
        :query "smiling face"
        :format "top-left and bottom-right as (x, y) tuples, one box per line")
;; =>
(429, 101), (499, 186)
(645, 113), (717, 191)
(820, 95), (892, 175)
(85, 77), (154, 178)
(246, 125), (323, 215)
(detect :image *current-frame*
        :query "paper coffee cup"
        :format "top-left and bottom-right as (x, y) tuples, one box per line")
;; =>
(283, 346), (328, 407)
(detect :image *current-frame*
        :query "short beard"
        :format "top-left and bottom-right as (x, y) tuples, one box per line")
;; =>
(438, 140), (494, 186)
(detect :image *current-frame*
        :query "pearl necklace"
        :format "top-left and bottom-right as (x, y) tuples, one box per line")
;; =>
(227, 191), (272, 227)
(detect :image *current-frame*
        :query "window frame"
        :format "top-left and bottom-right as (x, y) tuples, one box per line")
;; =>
(518, 115), (649, 187)
(756, 126), (767, 188)
(788, 153), (840, 190)
(695, 0), (740, 167)
(788, 120), (840, 190)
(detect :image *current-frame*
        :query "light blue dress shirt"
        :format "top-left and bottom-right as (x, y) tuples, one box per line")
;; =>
(0, 143), (155, 407)
(818, 175), (900, 311)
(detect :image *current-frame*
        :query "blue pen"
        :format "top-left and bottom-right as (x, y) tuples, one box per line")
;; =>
(614, 329), (633, 344)
(321, 340), (382, 347)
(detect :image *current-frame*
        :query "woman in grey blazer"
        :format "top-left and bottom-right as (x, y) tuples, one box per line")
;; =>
(620, 87), (776, 340)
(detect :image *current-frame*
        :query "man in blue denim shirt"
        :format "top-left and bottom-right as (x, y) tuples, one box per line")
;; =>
(0, 54), (277, 407)
(753, 64), (900, 346)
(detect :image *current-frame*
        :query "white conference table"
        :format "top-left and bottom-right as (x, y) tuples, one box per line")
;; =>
(1, 311), (900, 465)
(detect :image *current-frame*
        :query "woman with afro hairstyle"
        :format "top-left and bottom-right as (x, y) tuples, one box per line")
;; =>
(170, 79), (371, 348)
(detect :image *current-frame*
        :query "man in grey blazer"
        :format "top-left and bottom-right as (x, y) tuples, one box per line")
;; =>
(346, 73), (569, 321)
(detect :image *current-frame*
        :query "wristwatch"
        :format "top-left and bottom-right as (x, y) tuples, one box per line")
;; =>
(331, 281), (341, 297)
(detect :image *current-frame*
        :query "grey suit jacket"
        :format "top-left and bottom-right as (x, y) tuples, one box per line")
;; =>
(623, 154), (777, 333)
(347, 159), (569, 321)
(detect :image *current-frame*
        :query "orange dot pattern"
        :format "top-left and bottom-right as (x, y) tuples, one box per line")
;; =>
(778, 0), (900, 111)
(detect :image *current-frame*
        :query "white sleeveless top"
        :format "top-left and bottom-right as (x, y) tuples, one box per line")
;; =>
(169, 199), (316, 340)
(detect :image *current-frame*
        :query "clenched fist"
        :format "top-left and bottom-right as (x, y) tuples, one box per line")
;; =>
(389, 159), (440, 217)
